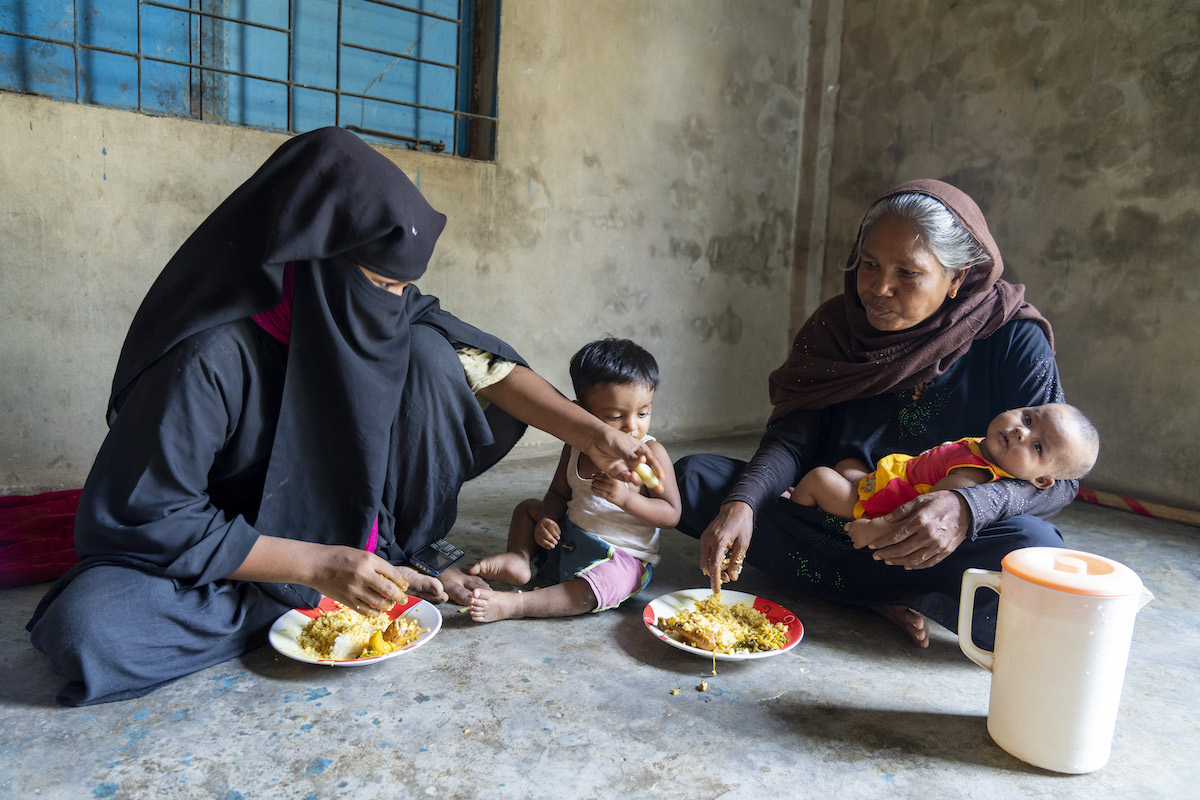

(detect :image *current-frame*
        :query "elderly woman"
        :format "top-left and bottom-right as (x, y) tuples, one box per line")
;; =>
(27, 128), (662, 705)
(675, 179), (1071, 648)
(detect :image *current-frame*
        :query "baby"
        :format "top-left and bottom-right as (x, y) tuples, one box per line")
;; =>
(790, 403), (1099, 520)
(467, 338), (681, 622)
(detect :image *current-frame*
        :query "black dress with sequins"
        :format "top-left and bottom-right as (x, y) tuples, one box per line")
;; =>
(674, 319), (1070, 648)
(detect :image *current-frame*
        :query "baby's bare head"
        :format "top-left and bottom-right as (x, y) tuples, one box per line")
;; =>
(1045, 403), (1100, 481)
(983, 403), (1099, 489)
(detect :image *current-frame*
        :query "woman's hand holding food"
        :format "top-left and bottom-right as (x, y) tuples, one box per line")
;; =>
(306, 547), (444, 610)
(581, 425), (667, 492)
(479, 365), (666, 491)
(699, 501), (755, 594)
(229, 537), (447, 610)
(843, 490), (970, 569)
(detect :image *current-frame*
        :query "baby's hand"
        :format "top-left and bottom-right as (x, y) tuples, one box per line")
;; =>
(534, 518), (561, 550)
(590, 473), (631, 507)
(843, 518), (875, 549)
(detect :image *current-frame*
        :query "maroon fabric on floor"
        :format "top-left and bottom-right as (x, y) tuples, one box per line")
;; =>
(0, 489), (81, 589)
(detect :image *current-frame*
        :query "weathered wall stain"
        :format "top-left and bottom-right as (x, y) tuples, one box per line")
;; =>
(691, 305), (744, 345)
(669, 237), (703, 265)
(1042, 207), (1200, 343)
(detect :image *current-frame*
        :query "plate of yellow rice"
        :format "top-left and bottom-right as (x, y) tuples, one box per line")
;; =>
(269, 595), (441, 666)
(643, 589), (803, 661)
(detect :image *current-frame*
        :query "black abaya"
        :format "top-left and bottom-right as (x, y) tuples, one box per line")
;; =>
(28, 128), (530, 705)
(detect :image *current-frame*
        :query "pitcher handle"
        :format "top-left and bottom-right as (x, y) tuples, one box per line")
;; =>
(958, 567), (1001, 671)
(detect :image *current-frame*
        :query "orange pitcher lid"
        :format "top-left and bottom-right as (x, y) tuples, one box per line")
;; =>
(1001, 547), (1144, 597)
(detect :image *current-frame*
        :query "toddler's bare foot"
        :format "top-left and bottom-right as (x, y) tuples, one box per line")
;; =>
(874, 605), (929, 647)
(438, 567), (491, 606)
(468, 587), (524, 623)
(468, 552), (532, 586)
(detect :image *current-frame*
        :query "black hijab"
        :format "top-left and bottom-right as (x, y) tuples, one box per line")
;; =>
(110, 127), (523, 562)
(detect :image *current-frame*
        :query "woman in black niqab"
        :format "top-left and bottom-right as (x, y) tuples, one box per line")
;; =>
(28, 128), (661, 706)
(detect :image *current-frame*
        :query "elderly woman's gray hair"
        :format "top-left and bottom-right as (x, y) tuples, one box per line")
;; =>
(848, 192), (990, 275)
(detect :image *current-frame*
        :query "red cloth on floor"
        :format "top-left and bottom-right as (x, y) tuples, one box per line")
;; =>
(0, 489), (81, 589)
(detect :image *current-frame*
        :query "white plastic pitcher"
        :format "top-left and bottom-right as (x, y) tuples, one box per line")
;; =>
(959, 547), (1152, 774)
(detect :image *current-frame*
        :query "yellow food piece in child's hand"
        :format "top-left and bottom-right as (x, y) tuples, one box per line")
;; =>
(635, 463), (660, 489)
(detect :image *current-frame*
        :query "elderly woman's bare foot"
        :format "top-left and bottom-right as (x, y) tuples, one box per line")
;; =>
(469, 587), (524, 623)
(874, 605), (929, 647)
(468, 552), (532, 586)
(438, 567), (491, 606)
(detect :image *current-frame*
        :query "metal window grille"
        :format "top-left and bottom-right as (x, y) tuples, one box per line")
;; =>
(0, 0), (500, 159)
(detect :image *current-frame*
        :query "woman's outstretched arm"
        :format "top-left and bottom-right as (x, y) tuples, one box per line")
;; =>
(478, 365), (666, 489)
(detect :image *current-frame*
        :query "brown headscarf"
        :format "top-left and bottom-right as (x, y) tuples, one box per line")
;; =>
(768, 179), (1053, 422)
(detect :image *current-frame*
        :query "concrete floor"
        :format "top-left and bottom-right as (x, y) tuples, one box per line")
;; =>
(1, 435), (1196, 799)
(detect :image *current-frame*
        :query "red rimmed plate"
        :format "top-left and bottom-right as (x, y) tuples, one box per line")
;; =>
(643, 589), (804, 661)
(268, 595), (441, 666)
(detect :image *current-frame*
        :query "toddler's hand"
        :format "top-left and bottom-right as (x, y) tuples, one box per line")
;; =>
(534, 518), (561, 550)
(590, 473), (631, 507)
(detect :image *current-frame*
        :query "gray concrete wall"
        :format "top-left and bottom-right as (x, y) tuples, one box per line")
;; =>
(0, 1), (811, 493)
(820, 0), (1198, 512)
(4, 0), (1194, 514)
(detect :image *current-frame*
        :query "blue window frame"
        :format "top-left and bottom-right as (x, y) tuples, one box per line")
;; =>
(0, 0), (500, 159)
